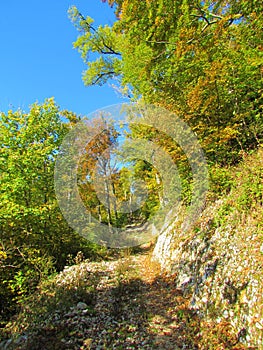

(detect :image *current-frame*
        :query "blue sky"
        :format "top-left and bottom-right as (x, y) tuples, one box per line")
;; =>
(0, 1), (126, 116)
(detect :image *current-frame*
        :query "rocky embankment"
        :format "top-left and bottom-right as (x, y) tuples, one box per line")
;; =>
(153, 199), (263, 349)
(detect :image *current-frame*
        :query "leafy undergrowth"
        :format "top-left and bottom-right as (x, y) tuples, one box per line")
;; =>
(0, 250), (252, 350)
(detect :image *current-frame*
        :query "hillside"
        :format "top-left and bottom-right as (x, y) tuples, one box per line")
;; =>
(1, 148), (262, 349)
(153, 148), (263, 349)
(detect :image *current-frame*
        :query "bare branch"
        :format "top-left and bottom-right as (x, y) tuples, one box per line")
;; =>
(0, 264), (18, 269)
(92, 71), (117, 85)
(208, 12), (223, 20)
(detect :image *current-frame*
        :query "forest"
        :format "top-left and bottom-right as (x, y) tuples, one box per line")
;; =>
(0, 0), (262, 348)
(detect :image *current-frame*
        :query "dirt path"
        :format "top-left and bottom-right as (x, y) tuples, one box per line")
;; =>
(73, 252), (199, 349)
(2, 252), (248, 349)
(131, 254), (199, 349)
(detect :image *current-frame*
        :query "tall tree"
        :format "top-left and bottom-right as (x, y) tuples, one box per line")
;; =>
(0, 100), (97, 320)
(70, 0), (263, 164)
(77, 117), (120, 227)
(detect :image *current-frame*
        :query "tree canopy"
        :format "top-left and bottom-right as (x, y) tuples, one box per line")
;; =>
(70, 0), (263, 164)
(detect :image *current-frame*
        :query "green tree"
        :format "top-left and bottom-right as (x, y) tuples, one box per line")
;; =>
(0, 99), (99, 322)
(70, 0), (263, 164)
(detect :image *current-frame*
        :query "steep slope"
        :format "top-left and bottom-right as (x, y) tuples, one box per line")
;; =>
(153, 148), (263, 348)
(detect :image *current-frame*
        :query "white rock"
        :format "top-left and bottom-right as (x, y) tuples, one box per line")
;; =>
(223, 310), (229, 318)
(255, 322), (263, 330)
(180, 276), (191, 286)
(202, 297), (208, 303)
(76, 302), (88, 310)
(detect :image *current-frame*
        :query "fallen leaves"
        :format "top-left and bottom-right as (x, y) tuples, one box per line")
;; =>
(1, 254), (250, 349)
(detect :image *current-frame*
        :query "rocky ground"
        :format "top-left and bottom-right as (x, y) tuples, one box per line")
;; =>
(0, 251), (251, 349)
